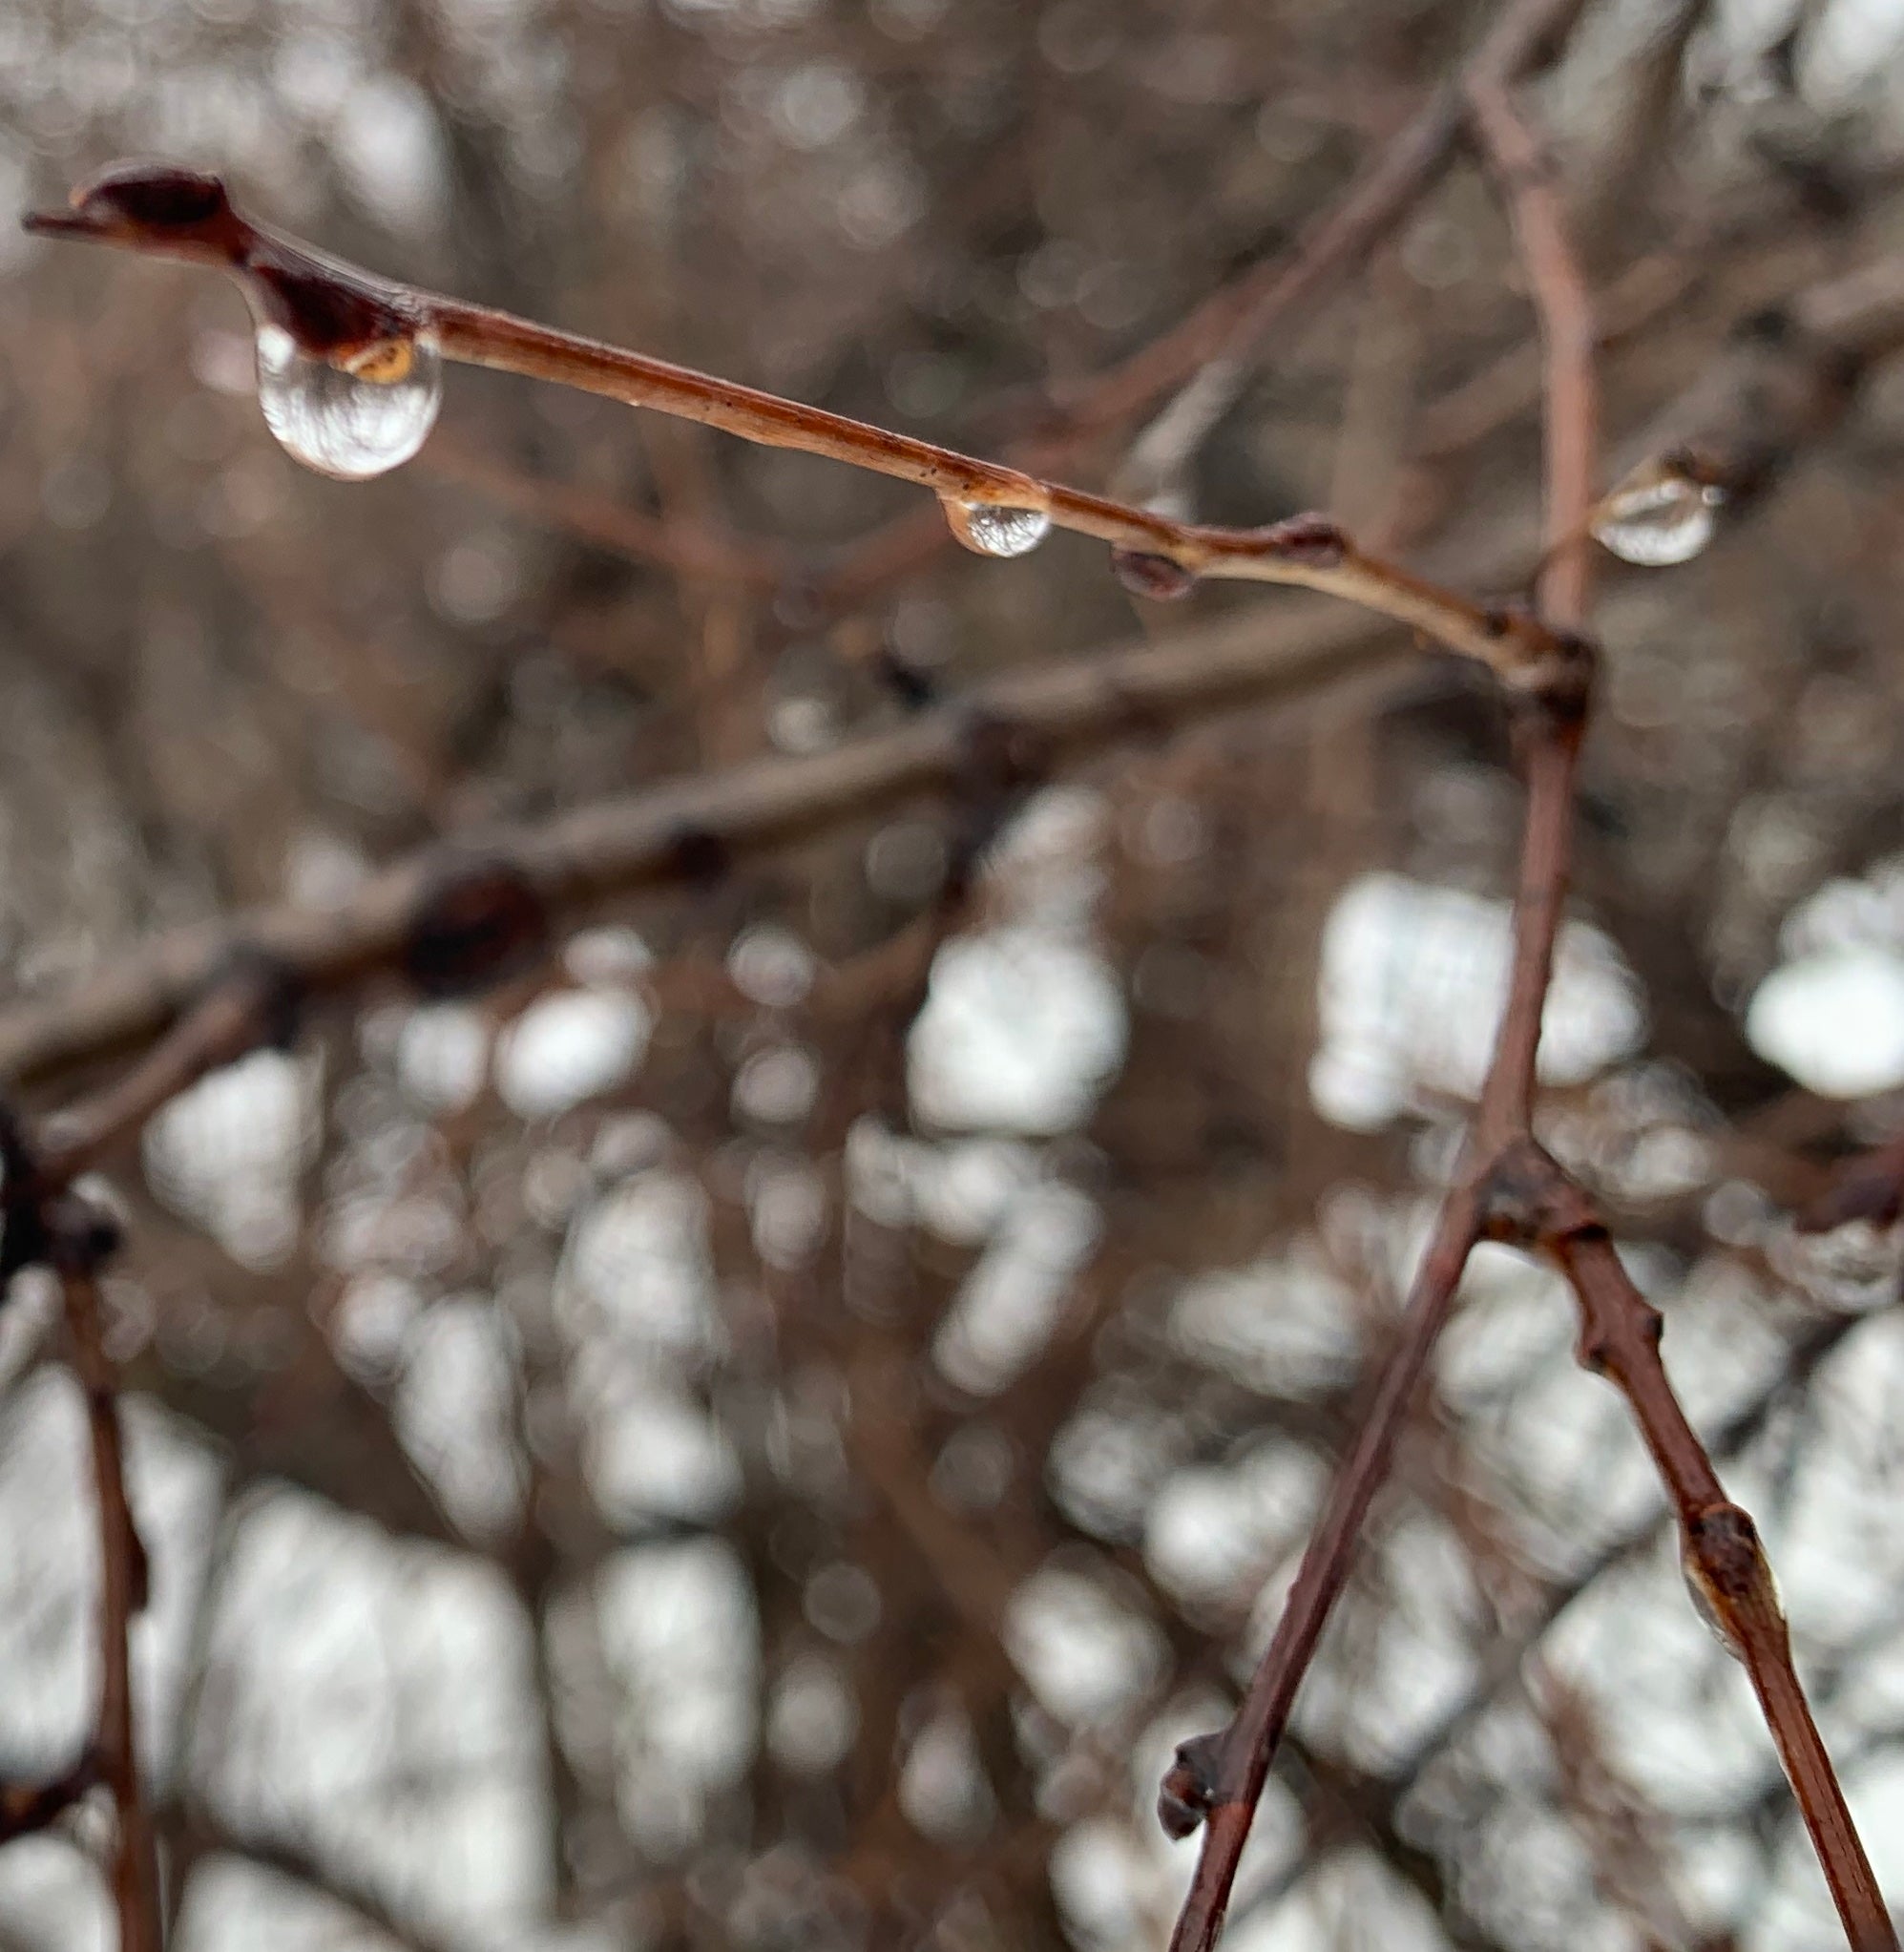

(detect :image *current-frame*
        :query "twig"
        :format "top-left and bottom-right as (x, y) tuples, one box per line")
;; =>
(0, 1754), (98, 1843)
(1157, 76), (1603, 1951)
(52, 1207), (163, 1952)
(1547, 1222), (1894, 1950)
(1466, 79), (1598, 633)
(22, 167), (1570, 688)
(1466, 83), (1894, 1952)
(1158, 1190), (1484, 1952)
(1466, 76), (1598, 1145)
(0, 598), (1415, 1094)
(31, 957), (297, 1187)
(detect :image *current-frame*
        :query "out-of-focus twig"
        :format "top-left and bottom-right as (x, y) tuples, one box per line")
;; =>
(53, 1209), (163, 1952)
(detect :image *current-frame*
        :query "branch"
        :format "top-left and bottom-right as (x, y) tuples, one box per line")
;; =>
(1158, 1188), (1484, 1952)
(1543, 1217), (1894, 1950)
(1157, 77), (1605, 1952)
(0, 598), (1409, 1095)
(1100, 0), (1592, 498)
(51, 1207), (163, 1952)
(22, 167), (1572, 688)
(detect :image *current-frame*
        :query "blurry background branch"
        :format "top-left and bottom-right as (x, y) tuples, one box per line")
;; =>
(5, 1), (1904, 1950)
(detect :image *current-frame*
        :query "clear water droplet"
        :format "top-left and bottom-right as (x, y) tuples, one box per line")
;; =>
(942, 496), (1051, 558)
(254, 324), (442, 480)
(1591, 464), (1725, 567)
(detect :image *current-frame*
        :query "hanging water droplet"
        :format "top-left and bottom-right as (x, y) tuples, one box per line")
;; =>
(254, 324), (443, 480)
(1590, 462), (1726, 567)
(942, 496), (1052, 558)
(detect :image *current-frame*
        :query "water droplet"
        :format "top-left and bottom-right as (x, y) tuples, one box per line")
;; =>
(254, 324), (442, 480)
(942, 496), (1051, 558)
(1111, 548), (1197, 600)
(1591, 463), (1725, 567)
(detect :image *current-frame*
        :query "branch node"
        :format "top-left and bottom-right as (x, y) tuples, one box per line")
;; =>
(1158, 1730), (1230, 1841)
(1256, 513), (1349, 568)
(1475, 1138), (1598, 1249)
(46, 1192), (126, 1278)
(662, 823), (736, 888)
(404, 853), (552, 997)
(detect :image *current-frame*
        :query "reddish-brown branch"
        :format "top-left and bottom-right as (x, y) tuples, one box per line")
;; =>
(1094, 0), (1590, 493)
(24, 168), (1571, 688)
(1548, 1223), (1895, 1950)
(0, 1754), (98, 1843)
(1161, 1188), (1483, 1952)
(1466, 79), (1599, 631)
(54, 1219), (163, 1952)
(1160, 78), (1608, 1952)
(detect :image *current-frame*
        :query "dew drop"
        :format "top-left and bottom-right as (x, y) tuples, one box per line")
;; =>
(1590, 463), (1725, 567)
(942, 496), (1052, 558)
(254, 324), (443, 481)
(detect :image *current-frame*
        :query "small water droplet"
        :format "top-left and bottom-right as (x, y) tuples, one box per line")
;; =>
(942, 496), (1051, 558)
(254, 324), (442, 480)
(1111, 548), (1197, 600)
(1591, 463), (1725, 567)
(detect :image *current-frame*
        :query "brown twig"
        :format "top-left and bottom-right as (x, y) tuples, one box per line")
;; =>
(1546, 1222), (1894, 1949)
(1468, 84), (1894, 1952)
(1088, 0), (1590, 499)
(31, 957), (297, 1188)
(22, 166), (1570, 688)
(1160, 73), (1895, 1952)
(52, 1208), (163, 1952)
(0, 598), (1417, 1095)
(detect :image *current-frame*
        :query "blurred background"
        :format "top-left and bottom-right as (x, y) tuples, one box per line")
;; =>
(5, 1), (1904, 1948)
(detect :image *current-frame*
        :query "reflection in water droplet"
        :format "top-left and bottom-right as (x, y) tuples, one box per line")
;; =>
(254, 324), (443, 480)
(1591, 466), (1725, 567)
(942, 496), (1052, 558)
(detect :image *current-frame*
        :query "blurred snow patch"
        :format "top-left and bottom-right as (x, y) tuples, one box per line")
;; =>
(910, 928), (1126, 1133)
(397, 1002), (489, 1111)
(1006, 1566), (1164, 1724)
(933, 1183), (1099, 1393)
(498, 987), (650, 1119)
(143, 1049), (321, 1269)
(598, 1541), (760, 1855)
(1747, 944), (1904, 1097)
(1311, 871), (1644, 1130)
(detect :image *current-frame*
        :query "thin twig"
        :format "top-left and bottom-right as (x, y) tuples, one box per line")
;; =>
(23, 169), (1570, 688)
(1160, 1190), (1483, 1952)
(1099, 0), (1590, 501)
(54, 1216), (163, 1952)
(1465, 82), (1894, 1952)
(0, 598), (1416, 1094)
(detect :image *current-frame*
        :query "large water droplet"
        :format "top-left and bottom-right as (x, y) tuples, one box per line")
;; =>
(1591, 463), (1725, 567)
(942, 496), (1052, 558)
(254, 324), (442, 480)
